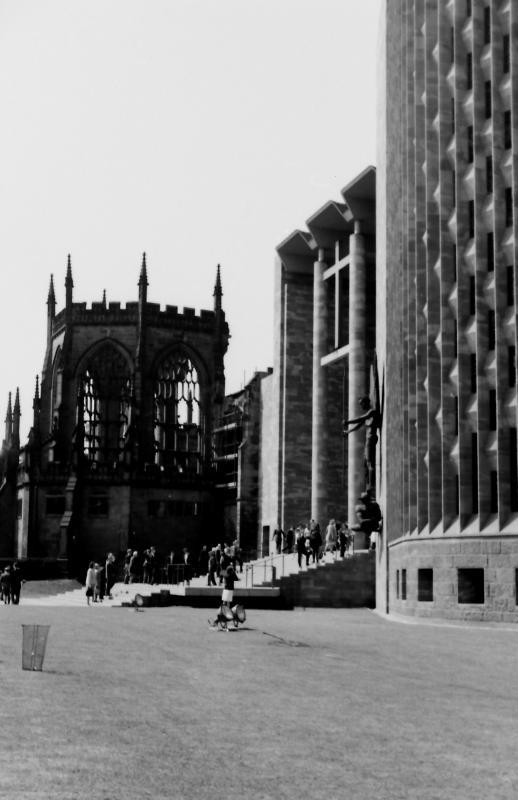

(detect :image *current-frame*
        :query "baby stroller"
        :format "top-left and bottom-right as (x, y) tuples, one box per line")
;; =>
(208, 603), (246, 631)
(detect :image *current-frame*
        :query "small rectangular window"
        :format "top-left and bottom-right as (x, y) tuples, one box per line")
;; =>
(470, 353), (477, 394)
(503, 35), (510, 74)
(489, 388), (497, 430)
(486, 157), (493, 195)
(458, 568), (484, 603)
(418, 569), (434, 602)
(490, 470), (498, 513)
(505, 187), (513, 227)
(510, 346), (516, 388)
(467, 125), (474, 162)
(484, 6), (491, 44)
(504, 110), (512, 149)
(467, 53), (473, 90)
(401, 569), (407, 600)
(485, 81), (492, 118)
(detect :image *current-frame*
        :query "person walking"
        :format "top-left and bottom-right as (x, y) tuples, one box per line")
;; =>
(207, 549), (218, 586)
(296, 531), (306, 569)
(0, 565), (12, 604)
(105, 553), (117, 598)
(309, 521), (322, 564)
(198, 545), (209, 579)
(221, 562), (239, 610)
(325, 519), (337, 556)
(129, 551), (141, 583)
(85, 561), (97, 605)
(10, 562), (23, 604)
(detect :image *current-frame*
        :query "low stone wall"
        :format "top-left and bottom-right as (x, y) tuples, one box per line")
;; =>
(388, 536), (518, 623)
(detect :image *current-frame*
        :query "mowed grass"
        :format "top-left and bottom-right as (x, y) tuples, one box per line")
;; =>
(0, 605), (517, 800)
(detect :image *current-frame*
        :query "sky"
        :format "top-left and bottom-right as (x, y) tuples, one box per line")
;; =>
(0, 0), (380, 441)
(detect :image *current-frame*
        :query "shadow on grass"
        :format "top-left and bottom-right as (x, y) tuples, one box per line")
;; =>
(262, 631), (310, 647)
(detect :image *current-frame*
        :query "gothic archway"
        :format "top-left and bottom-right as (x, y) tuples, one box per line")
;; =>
(153, 350), (203, 475)
(76, 341), (133, 466)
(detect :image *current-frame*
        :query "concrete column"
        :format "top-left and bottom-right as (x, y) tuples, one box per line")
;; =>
(348, 222), (368, 545)
(311, 249), (328, 528)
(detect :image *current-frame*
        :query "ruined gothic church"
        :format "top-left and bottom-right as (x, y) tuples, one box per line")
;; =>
(0, 255), (229, 571)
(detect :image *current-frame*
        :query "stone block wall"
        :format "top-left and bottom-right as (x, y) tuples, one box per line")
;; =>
(389, 536), (518, 622)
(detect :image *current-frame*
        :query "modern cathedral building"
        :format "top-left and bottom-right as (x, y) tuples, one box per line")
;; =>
(377, 0), (518, 621)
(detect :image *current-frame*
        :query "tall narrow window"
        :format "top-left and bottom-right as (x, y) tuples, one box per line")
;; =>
(468, 200), (475, 238)
(452, 244), (457, 281)
(505, 187), (513, 227)
(472, 432), (479, 514)
(485, 81), (492, 118)
(504, 110), (512, 149)
(488, 309), (495, 351)
(450, 27), (455, 62)
(454, 394), (459, 435)
(396, 570), (400, 600)
(503, 34), (510, 74)
(451, 97), (455, 135)
(507, 266), (514, 306)
(401, 569), (407, 600)
(470, 353), (477, 394)
(486, 157), (493, 195)
(489, 389), (497, 430)
(466, 0), (472, 18)
(487, 231), (494, 271)
(77, 344), (132, 467)
(490, 470), (498, 513)
(484, 6), (491, 44)
(469, 275), (476, 315)
(452, 169), (456, 205)
(510, 428), (518, 511)
(154, 350), (203, 476)
(467, 126), (474, 162)
(467, 53), (473, 90)
(509, 346), (516, 388)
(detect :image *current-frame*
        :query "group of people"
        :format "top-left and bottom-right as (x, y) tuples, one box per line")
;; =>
(272, 520), (354, 567)
(84, 553), (117, 604)
(0, 562), (23, 604)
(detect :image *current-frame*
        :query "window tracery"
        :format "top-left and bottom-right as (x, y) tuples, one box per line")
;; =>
(77, 343), (133, 466)
(154, 351), (203, 475)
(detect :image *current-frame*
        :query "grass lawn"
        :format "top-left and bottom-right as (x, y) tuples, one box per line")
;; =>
(0, 605), (517, 800)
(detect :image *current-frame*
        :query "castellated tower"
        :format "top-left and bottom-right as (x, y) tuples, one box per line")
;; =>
(11, 255), (228, 571)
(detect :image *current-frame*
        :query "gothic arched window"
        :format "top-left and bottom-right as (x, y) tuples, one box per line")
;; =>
(77, 343), (132, 466)
(154, 351), (203, 475)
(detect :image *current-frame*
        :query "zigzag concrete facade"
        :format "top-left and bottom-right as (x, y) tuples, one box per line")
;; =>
(377, 0), (518, 621)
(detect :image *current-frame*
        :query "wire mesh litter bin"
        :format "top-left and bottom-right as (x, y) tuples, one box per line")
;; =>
(22, 625), (50, 671)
